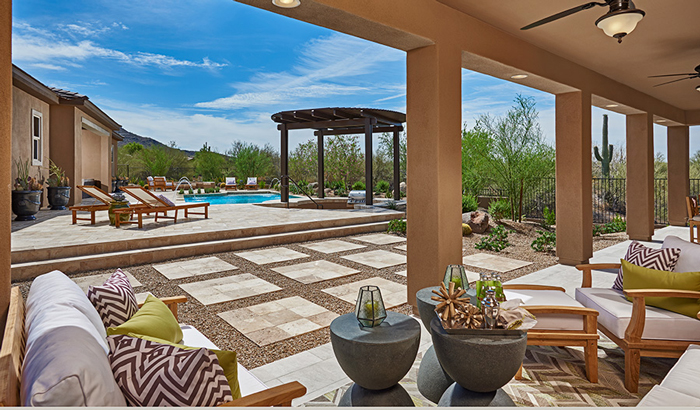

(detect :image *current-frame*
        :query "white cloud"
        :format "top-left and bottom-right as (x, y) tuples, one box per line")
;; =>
(58, 21), (129, 37)
(29, 63), (66, 71)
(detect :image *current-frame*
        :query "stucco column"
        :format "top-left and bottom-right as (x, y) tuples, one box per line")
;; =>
(0, 0), (11, 334)
(667, 126), (690, 226)
(406, 43), (462, 308)
(626, 113), (655, 241)
(555, 91), (593, 265)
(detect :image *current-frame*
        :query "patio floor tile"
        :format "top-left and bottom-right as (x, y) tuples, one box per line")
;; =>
(394, 244), (407, 251)
(272, 260), (360, 284)
(235, 247), (309, 265)
(179, 273), (281, 305)
(218, 296), (338, 346)
(322, 277), (407, 308)
(395, 270), (407, 276)
(354, 233), (407, 245)
(153, 256), (237, 280)
(341, 250), (406, 269)
(462, 253), (533, 273)
(300, 240), (366, 254)
(72, 271), (142, 292)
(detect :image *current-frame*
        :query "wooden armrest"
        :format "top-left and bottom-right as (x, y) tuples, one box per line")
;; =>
(138, 296), (187, 320)
(624, 289), (700, 341)
(624, 289), (700, 299)
(218, 381), (306, 407)
(575, 263), (621, 288)
(521, 305), (599, 317)
(502, 284), (566, 293)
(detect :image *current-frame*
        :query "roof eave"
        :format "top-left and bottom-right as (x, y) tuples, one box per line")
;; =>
(11, 65), (60, 105)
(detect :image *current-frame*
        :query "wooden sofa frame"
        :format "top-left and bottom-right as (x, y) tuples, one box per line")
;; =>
(687, 196), (699, 243)
(502, 284), (600, 383)
(0, 288), (306, 407)
(577, 263), (700, 393)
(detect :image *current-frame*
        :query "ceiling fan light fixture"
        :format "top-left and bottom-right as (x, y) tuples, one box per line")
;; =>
(605, 104), (619, 108)
(595, 6), (645, 43)
(272, 0), (301, 8)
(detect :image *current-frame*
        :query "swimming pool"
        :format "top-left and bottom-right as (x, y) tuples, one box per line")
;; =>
(183, 192), (298, 205)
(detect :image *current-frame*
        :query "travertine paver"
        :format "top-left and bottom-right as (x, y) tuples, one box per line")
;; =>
(394, 244), (407, 251)
(179, 273), (282, 305)
(355, 233), (407, 245)
(235, 247), (309, 265)
(271, 260), (360, 284)
(300, 240), (366, 254)
(462, 253), (533, 273)
(153, 256), (237, 280)
(135, 292), (151, 304)
(341, 250), (406, 269)
(395, 270), (407, 277)
(323, 277), (407, 308)
(73, 271), (143, 292)
(218, 296), (338, 346)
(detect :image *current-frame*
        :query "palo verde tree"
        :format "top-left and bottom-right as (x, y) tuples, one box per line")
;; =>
(227, 142), (276, 180)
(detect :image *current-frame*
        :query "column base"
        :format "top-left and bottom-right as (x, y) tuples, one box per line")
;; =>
(557, 257), (589, 266)
(339, 383), (414, 407)
(628, 235), (652, 241)
(438, 383), (515, 407)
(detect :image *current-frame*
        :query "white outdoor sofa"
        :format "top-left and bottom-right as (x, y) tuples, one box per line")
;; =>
(637, 344), (700, 406)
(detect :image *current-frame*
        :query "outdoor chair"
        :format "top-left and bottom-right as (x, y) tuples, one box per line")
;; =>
(152, 176), (168, 192)
(502, 284), (600, 383)
(116, 185), (209, 228)
(687, 196), (699, 243)
(225, 177), (237, 190)
(70, 185), (146, 225)
(146, 176), (155, 191)
(575, 235), (700, 393)
(245, 177), (259, 190)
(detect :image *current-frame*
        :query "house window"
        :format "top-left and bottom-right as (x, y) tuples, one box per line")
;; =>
(31, 110), (42, 166)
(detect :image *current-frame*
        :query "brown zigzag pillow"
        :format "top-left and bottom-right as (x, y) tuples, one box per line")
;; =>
(613, 241), (681, 291)
(88, 269), (138, 328)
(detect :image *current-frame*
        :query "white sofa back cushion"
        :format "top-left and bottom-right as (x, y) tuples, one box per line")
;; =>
(662, 235), (700, 273)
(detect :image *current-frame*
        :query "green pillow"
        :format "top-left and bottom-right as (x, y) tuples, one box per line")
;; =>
(107, 294), (183, 343)
(622, 259), (700, 319)
(128, 333), (241, 400)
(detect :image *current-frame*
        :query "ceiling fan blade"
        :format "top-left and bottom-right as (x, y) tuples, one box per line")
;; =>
(648, 73), (696, 78)
(653, 76), (697, 87)
(521, 2), (606, 30)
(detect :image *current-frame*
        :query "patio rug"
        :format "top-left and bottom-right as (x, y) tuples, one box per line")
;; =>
(302, 337), (676, 407)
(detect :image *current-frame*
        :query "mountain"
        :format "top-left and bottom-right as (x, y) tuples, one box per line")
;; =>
(114, 128), (196, 157)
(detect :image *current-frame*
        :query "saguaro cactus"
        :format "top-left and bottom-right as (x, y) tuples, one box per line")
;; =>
(594, 114), (614, 178)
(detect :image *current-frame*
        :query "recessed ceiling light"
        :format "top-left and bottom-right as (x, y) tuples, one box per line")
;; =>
(272, 0), (300, 8)
(656, 119), (667, 123)
(605, 104), (619, 108)
(696, 85), (700, 92)
(510, 74), (528, 80)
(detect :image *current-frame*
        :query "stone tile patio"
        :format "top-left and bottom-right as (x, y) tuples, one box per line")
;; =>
(300, 240), (366, 254)
(179, 273), (282, 305)
(323, 277), (407, 308)
(235, 247), (309, 265)
(355, 233), (407, 245)
(153, 256), (237, 280)
(72, 270), (143, 292)
(341, 250), (406, 269)
(218, 296), (339, 346)
(394, 244), (407, 251)
(395, 270), (407, 277)
(462, 253), (533, 273)
(271, 260), (360, 284)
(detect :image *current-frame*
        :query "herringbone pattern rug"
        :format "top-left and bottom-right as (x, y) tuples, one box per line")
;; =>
(303, 337), (676, 407)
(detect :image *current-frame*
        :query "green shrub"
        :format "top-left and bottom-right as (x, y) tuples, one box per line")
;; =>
(214, 187), (220, 193)
(531, 231), (556, 252)
(387, 219), (407, 234)
(188, 188), (194, 194)
(462, 223), (472, 236)
(488, 199), (511, 221)
(335, 188), (348, 197)
(197, 188), (202, 194)
(462, 194), (478, 213)
(543, 206), (556, 226)
(593, 215), (626, 236)
(375, 180), (390, 194)
(475, 225), (511, 252)
(352, 181), (366, 191)
(385, 200), (398, 210)
(178, 189), (184, 194)
(290, 180), (309, 195)
(259, 181), (266, 189)
(205, 188), (214, 193)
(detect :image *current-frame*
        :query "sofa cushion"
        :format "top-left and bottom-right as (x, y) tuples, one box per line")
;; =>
(613, 241), (681, 291)
(107, 294), (183, 343)
(108, 335), (232, 406)
(87, 269), (138, 328)
(622, 259), (700, 318)
(662, 235), (700, 273)
(658, 344), (700, 399)
(158, 194), (175, 207)
(575, 287), (700, 341)
(21, 326), (126, 406)
(637, 385), (700, 407)
(503, 289), (584, 331)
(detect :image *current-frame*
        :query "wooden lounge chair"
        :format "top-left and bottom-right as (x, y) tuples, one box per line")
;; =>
(116, 185), (209, 228)
(69, 185), (145, 225)
(225, 177), (238, 191)
(687, 196), (699, 243)
(245, 177), (259, 190)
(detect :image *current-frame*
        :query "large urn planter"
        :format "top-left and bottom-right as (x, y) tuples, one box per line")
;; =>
(12, 190), (42, 221)
(47, 186), (71, 210)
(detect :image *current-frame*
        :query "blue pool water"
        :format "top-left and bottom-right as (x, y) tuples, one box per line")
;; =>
(184, 192), (297, 205)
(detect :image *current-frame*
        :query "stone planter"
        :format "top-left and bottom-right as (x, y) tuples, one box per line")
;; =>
(47, 186), (71, 210)
(12, 190), (42, 221)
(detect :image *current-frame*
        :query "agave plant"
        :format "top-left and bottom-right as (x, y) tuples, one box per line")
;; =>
(47, 159), (70, 187)
(13, 158), (44, 191)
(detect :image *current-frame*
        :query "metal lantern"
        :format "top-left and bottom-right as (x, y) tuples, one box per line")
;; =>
(443, 264), (469, 291)
(355, 285), (387, 327)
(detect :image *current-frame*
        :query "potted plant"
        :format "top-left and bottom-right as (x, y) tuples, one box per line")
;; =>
(46, 159), (71, 210)
(12, 158), (44, 221)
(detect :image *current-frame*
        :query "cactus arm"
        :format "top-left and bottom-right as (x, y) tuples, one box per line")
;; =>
(594, 146), (603, 162)
(608, 144), (614, 161)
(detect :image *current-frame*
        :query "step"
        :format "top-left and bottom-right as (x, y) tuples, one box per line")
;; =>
(12, 221), (391, 282)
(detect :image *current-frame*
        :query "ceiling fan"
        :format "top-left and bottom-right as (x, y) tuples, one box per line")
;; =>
(521, 0), (646, 43)
(649, 65), (700, 88)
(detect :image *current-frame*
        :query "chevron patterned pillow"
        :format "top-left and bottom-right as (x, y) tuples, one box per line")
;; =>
(88, 269), (138, 328)
(613, 241), (681, 291)
(108, 335), (233, 407)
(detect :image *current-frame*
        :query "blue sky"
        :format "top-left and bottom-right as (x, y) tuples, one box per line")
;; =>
(11, 0), (699, 157)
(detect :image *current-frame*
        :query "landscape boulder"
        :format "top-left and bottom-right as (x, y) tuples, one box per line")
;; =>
(466, 211), (490, 234)
(400, 182), (407, 195)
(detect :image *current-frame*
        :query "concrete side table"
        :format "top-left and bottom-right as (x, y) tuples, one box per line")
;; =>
(330, 312), (420, 406)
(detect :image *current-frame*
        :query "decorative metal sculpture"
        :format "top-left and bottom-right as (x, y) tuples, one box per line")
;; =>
(432, 282), (470, 327)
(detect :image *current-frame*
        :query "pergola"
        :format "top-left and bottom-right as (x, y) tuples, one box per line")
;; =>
(271, 107), (405, 205)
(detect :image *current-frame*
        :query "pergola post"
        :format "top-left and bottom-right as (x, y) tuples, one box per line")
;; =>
(0, 0), (11, 334)
(280, 124), (289, 203)
(365, 118), (373, 206)
(393, 128), (401, 200)
(317, 131), (324, 198)
(626, 113), (655, 241)
(667, 126), (690, 226)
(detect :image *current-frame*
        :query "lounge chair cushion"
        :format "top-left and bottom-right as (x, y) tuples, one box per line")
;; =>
(503, 289), (584, 331)
(612, 241), (681, 291)
(158, 194), (176, 207)
(662, 235), (700, 273)
(226, 177), (236, 185)
(575, 287), (700, 341)
(638, 385), (700, 407)
(247, 177), (257, 185)
(87, 269), (139, 328)
(107, 294), (183, 343)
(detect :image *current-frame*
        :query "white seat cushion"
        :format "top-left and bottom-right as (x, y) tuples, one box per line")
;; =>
(638, 385), (700, 407)
(180, 325), (267, 397)
(226, 177), (236, 185)
(662, 235), (700, 273)
(575, 287), (700, 341)
(658, 344), (700, 399)
(504, 289), (584, 331)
